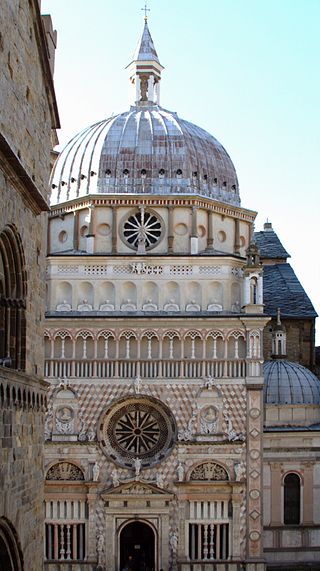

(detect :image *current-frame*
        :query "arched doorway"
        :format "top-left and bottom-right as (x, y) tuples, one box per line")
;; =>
(120, 521), (155, 571)
(0, 518), (23, 570)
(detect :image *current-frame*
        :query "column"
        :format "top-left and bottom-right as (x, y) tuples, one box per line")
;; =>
(206, 210), (214, 251)
(190, 206), (198, 254)
(168, 205), (174, 253)
(303, 462), (314, 524)
(73, 211), (79, 250)
(86, 204), (95, 253)
(270, 463), (282, 524)
(112, 205), (118, 254)
(234, 218), (240, 255)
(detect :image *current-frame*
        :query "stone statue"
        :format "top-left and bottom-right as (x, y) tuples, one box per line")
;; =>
(44, 404), (53, 441)
(234, 461), (241, 481)
(77, 299), (92, 311)
(97, 533), (105, 568)
(87, 427), (96, 441)
(111, 469), (120, 487)
(223, 412), (241, 441)
(56, 300), (71, 311)
(177, 462), (184, 482)
(156, 473), (165, 488)
(134, 457), (142, 478)
(169, 529), (178, 553)
(92, 462), (100, 482)
(133, 376), (142, 395)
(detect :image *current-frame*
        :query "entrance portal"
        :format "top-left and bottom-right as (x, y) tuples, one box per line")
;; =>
(120, 521), (155, 571)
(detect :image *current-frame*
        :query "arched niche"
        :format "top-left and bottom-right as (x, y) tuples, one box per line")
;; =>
(76, 281), (94, 309)
(121, 281), (137, 308)
(141, 281), (159, 309)
(56, 280), (72, 309)
(97, 281), (115, 309)
(184, 280), (202, 309)
(231, 282), (241, 311)
(162, 281), (180, 309)
(208, 281), (223, 309)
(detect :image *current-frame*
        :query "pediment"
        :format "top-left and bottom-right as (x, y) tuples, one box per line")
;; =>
(101, 479), (172, 499)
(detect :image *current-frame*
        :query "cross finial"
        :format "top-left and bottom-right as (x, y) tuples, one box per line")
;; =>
(141, 3), (150, 22)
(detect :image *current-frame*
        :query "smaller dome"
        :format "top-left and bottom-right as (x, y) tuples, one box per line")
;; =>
(264, 360), (320, 405)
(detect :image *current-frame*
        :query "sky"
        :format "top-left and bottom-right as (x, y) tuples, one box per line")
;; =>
(42, 0), (319, 342)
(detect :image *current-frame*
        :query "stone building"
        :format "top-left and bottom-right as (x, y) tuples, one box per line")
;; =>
(254, 223), (317, 369)
(43, 19), (319, 571)
(0, 1), (59, 569)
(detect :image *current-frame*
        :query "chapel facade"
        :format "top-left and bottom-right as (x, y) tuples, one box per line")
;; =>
(43, 19), (319, 571)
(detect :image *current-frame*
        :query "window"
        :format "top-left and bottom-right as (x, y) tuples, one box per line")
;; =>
(0, 225), (26, 369)
(187, 500), (230, 561)
(189, 523), (229, 560)
(45, 500), (87, 562)
(284, 473), (301, 524)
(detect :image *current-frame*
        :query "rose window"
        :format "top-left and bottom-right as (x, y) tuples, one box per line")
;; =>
(98, 396), (177, 468)
(123, 210), (162, 250)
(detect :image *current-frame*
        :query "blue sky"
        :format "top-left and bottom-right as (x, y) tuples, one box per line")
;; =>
(42, 0), (320, 342)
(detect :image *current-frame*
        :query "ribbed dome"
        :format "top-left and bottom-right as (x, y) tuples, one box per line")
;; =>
(50, 105), (239, 206)
(264, 360), (320, 405)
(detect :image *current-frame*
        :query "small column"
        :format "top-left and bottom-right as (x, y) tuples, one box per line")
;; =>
(73, 211), (79, 250)
(234, 218), (240, 255)
(303, 462), (314, 524)
(86, 204), (95, 254)
(190, 206), (198, 254)
(168, 205), (174, 253)
(270, 463), (282, 525)
(111, 206), (118, 254)
(206, 210), (214, 251)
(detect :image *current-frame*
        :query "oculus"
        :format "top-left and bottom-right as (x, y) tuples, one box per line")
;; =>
(98, 396), (177, 468)
(121, 209), (163, 251)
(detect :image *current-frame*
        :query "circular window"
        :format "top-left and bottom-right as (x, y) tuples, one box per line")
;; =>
(58, 230), (67, 243)
(80, 225), (88, 237)
(122, 210), (163, 251)
(218, 230), (226, 243)
(97, 223), (111, 236)
(197, 225), (206, 238)
(174, 223), (188, 236)
(98, 396), (177, 468)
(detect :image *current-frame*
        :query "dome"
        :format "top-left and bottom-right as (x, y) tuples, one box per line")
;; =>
(50, 22), (239, 207)
(264, 360), (320, 405)
(50, 107), (239, 206)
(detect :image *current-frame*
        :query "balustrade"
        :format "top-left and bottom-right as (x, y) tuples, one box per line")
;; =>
(44, 358), (247, 379)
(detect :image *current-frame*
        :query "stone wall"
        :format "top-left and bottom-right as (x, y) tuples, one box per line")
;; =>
(263, 318), (315, 369)
(0, 0), (58, 200)
(0, 368), (47, 571)
(0, 0), (59, 569)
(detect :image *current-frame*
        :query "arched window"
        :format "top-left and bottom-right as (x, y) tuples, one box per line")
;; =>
(250, 277), (257, 304)
(0, 225), (26, 369)
(284, 473), (301, 524)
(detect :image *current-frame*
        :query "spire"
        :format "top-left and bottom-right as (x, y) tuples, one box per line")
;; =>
(133, 20), (160, 63)
(126, 19), (164, 106)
